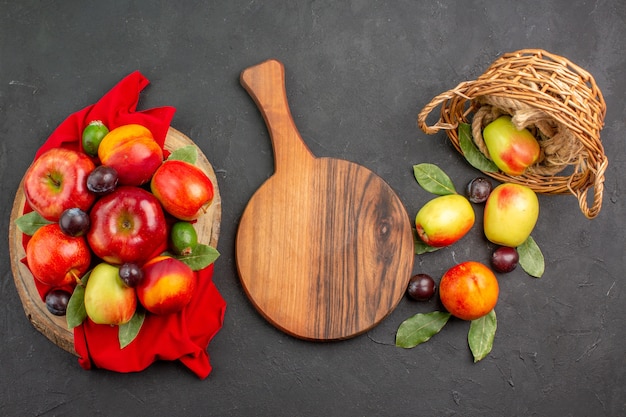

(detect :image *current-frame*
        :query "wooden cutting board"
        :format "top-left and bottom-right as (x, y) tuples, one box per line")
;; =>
(236, 59), (414, 341)
(8, 128), (221, 355)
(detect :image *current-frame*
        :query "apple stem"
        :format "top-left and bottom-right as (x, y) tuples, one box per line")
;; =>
(46, 173), (61, 187)
(71, 270), (83, 286)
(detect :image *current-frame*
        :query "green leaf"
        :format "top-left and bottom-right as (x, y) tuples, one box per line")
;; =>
(413, 228), (440, 255)
(395, 311), (451, 348)
(458, 123), (499, 172)
(468, 309), (497, 362)
(15, 211), (53, 236)
(517, 236), (545, 278)
(167, 145), (198, 164)
(176, 244), (220, 271)
(413, 163), (457, 195)
(118, 309), (146, 349)
(66, 271), (91, 329)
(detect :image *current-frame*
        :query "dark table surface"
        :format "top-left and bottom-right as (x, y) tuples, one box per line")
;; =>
(1, 1), (625, 416)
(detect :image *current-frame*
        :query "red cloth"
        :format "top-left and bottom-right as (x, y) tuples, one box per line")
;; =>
(22, 71), (226, 379)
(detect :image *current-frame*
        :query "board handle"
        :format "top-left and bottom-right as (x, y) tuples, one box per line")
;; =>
(240, 59), (313, 174)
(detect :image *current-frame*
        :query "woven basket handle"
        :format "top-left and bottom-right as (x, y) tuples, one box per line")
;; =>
(417, 81), (473, 134)
(576, 157), (607, 219)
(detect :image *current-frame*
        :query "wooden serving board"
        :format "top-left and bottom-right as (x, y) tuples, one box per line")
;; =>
(8, 127), (221, 355)
(236, 59), (414, 341)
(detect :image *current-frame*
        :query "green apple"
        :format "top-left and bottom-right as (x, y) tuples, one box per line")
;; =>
(415, 194), (475, 247)
(84, 262), (137, 325)
(483, 115), (541, 176)
(483, 183), (539, 247)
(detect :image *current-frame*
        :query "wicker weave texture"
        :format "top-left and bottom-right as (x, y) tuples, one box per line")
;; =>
(418, 49), (607, 219)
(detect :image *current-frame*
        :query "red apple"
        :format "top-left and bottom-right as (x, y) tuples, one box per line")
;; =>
(87, 186), (167, 264)
(26, 223), (91, 287)
(137, 255), (196, 315)
(97, 124), (163, 186)
(84, 262), (137, 325)
(23, 147), (96, 221)
(150, 159), (214, 220)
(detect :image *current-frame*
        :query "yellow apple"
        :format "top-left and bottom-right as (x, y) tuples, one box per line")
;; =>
(415, 194), (475, 247)
(483, 183), (539, 247)
(483, 116), (541, 176)
(84, 262), (137, 325)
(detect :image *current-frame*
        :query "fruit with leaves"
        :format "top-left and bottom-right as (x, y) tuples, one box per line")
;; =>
(87, 186), (168, 264)
(439, 261), (499, 321)
(415, 194), (475, 247)
(137, 255), (196, 315)
(483, 183), (539, 247)
(97, 124), (163, 186)
(483, 116), (540, 176)
(151, 159), (214, 221)
(26, 223), (91, 287)
(23, 147), (96, 221)
(84, 262), (137, 325)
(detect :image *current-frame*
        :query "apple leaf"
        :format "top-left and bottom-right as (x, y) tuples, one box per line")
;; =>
(458, 122), (499, 173)
(176, 244), (220, 271)
(413, 228), (440, 255)
(118, 308), (145, 349)
(66, 271), (91, 329)
(167, 145), (198, 164)
(15, 211), (53, 236)
(468, 309), (497, 362)
(395, 311), (451, 349)
(517, 235), (545, 278)
(413, 163), (457, 195)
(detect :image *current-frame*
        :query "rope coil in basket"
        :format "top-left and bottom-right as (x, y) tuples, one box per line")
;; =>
(417, 49), (607, 219)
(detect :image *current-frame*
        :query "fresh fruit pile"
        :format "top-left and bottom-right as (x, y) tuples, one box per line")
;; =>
(397, 117), (545, 362)
(16, 121), (219, 348)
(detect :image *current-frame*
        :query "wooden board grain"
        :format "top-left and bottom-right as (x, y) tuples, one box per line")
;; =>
(236, 59), (414, 341)
(8, 127), (221, 355)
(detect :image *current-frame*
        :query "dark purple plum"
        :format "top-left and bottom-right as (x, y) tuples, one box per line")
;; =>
(491, 246), (519, 273)
(407, 274), (437, 301)
(45, 289), (71, 316)
(59, 208), (90, 237)
(87, 165), (119, 195)
(466, 177), (493, 203)
(119, 262), (144, 287)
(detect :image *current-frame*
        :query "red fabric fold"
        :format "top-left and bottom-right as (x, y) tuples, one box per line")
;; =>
(22, 71), (226, 379)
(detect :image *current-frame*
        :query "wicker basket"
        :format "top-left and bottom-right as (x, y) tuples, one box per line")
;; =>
(417, 49), (607, 219)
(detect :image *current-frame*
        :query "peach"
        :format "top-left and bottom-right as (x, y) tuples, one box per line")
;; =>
(439, 261), (499, 321)
(136, 255), (196, 315)
(98, 124), (163, 186)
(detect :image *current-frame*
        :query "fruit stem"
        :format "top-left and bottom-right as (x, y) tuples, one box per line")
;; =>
(46, 173), (61, 187)
(71, 270), (83, 286)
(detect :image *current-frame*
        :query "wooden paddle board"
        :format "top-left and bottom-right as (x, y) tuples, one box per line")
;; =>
(236, 59), (414, 341)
